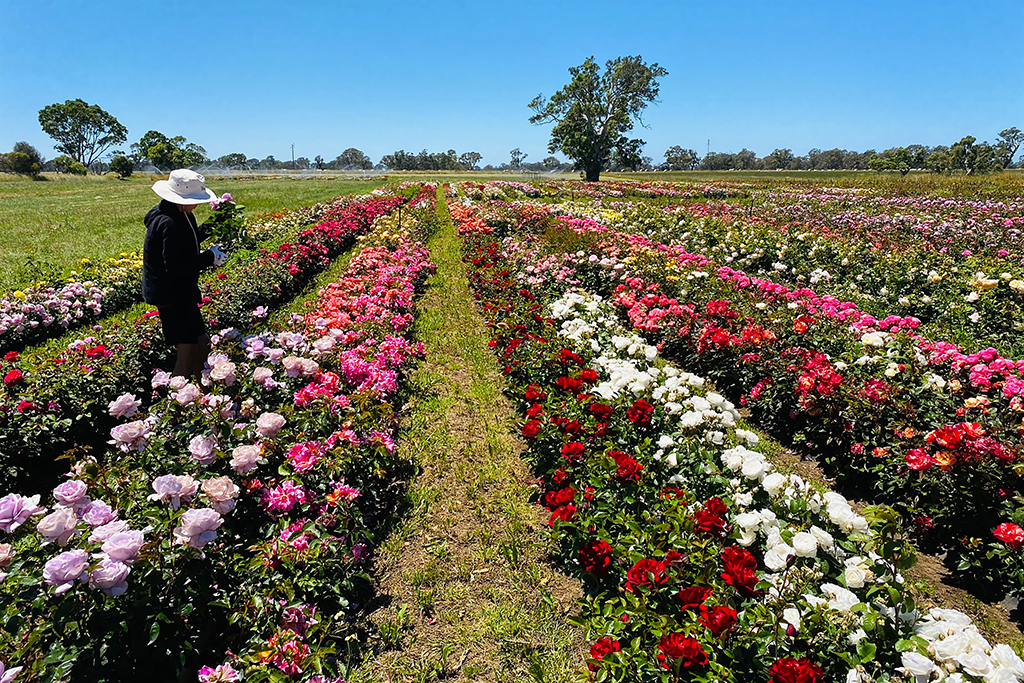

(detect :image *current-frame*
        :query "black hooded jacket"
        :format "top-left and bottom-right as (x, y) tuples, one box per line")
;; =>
(142, 200), (214, 306)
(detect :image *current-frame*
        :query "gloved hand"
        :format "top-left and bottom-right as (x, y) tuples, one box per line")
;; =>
(209, 245), (228, 267)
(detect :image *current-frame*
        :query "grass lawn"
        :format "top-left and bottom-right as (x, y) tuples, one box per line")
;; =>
(0, 173), (384, 290)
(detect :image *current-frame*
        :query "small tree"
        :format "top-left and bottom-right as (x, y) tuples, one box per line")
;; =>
(38, 99), (127, 169)
(53, 155), (84, 175)
(109, 155), (134, 179)
(663, 146), (700, 170)
(996, 127), (1023, 168)
(509, 148), (528, 169)
(11, 142), (43, 176)
(529, 55), (667, 182)
(333, 148), (372, 170)
(868, 147), (913, 176)
(459, 151), (482, 170)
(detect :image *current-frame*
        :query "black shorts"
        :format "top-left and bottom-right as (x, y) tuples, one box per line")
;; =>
(157, 304), (207, 345)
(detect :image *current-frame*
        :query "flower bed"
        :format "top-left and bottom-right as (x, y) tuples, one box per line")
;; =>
(0, 204), (436, 682)
(453, 199), (1024, 683)
(0, 190), (421, 493)
(458, 190), (1024, 591)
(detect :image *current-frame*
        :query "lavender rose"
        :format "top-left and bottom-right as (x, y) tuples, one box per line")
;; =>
(0, 543), (14, 568)
(101, 530), (145, 563)
(88, 557), (130, 596)
(43, 548), (89, 593)
(172, 508), (223, 550)
(0, 493), (45, 533)
(52, 480), (88, 507)
(148, 474), (199, 510)
(174, 382), (202, 405)
(109, 419), (153, 452)
(89, 519), (129, 544)
(80, 499), (117, 527)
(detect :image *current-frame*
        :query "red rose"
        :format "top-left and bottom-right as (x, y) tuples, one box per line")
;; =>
(524, 384), (547, 401)
(677, 585), (712, 610)
(553, 469), (568, 484)
(558, 348), (584, 365)
(561, 442), (586, 460)
(627, 399), (654, 427)
(526, 403), (545, 418)
(579, 539), (613, 577)
(626, 558), (668, 592)
(614, 455), (643, 483)
(588, 637), (620, 671)
(548, 504), (576, 527)
(555, 376), (582, 393)
(695, 508), (727, 537)
(905, 448), (933, 471)
(590, 403), (614, 420)
(699, 604), (737, 637)
(656, 634), (707, 669)
(3, 369), (24, 386)
(559, 419), (583, 436)
(521, 420), (541, 439)
(3, 351), (18, 362)
(704, 497), (727, 517)
(994, 522), (1024, 550)
(580, 368), (599, 383)
(664, 550), (684, 566)
(769, 657), (825, 683)
(721, 546), (760, 597)
(544, 486), (575, 510)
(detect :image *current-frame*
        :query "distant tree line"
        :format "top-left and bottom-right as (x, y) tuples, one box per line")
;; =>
(661, 128), (1023, 174)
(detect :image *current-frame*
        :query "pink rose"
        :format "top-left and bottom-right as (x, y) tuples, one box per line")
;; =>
(147, 474), (199, 510)
(230, 444), (262, 474)
(189, 435), (219, 466)
(173, 508), (223, 550)
(209, 361), (236, 386)
(174, 383), (202, 405)
(0, 542), (14, 568)
(255, 412), (286, 438)
(107, 392), (141, 418)
(37, 506), (79, 545)
(202, 476), (240, 514)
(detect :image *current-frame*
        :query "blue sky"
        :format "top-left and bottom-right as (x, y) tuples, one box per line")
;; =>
(1, 0), (1021, 167)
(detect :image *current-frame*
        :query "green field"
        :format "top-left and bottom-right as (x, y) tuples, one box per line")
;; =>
(0, 173), (384, 290)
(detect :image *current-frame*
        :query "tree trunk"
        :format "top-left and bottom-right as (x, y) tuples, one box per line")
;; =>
(585, 161), (601, 182)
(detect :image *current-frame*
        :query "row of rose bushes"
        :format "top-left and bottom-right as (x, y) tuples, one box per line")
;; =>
(0, 203), (437, 682)
(452, 200), (1024, 683)
(551, 190), (1024, 360)
(0, 189), (430, 492)
(460, 192), (1024, 593)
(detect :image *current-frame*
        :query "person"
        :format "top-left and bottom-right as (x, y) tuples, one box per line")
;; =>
(142, 169), (229, 378)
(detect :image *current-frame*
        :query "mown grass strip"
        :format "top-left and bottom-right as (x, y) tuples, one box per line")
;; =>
(349, 188), (586, 682)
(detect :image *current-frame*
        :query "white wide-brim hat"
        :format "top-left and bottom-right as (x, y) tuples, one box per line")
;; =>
(152, 169), (218, 205)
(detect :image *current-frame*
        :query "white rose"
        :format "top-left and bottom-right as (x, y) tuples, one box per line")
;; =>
(792, 532), (817, 558)
(761, 472), (787, 496)
(956, 650), (993, 678)
(991, 644), (1024, 677)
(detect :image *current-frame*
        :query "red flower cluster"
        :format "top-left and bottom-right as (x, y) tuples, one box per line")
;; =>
(579, 538), (613, 576)
(678, 585), (712, 610)
(544, 486), (575, 510)
(609, 450), (642, 482)
(721, 546), (760, 598)
(700, 604), (737, 638)
(768, 657), (825, 683)
(625, 558), (668, 593)
(590, 402), (614, 420)
(627, 399), (654, 427)
(588, 636), (621, 671)
(3, 369), (23, 386)
(694, 497), (729, 537)
(656, 634), (708, 670)
(521, 419), (541, 439)
(561, 441), (586, 460)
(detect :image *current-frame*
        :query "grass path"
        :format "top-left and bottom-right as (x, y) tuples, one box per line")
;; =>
(349, 192), (587, 682)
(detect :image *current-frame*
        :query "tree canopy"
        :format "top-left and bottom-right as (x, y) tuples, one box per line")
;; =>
(38, 99), (127, 170)
(529, 55), (667, 182)
(133, 131), (207, 170)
